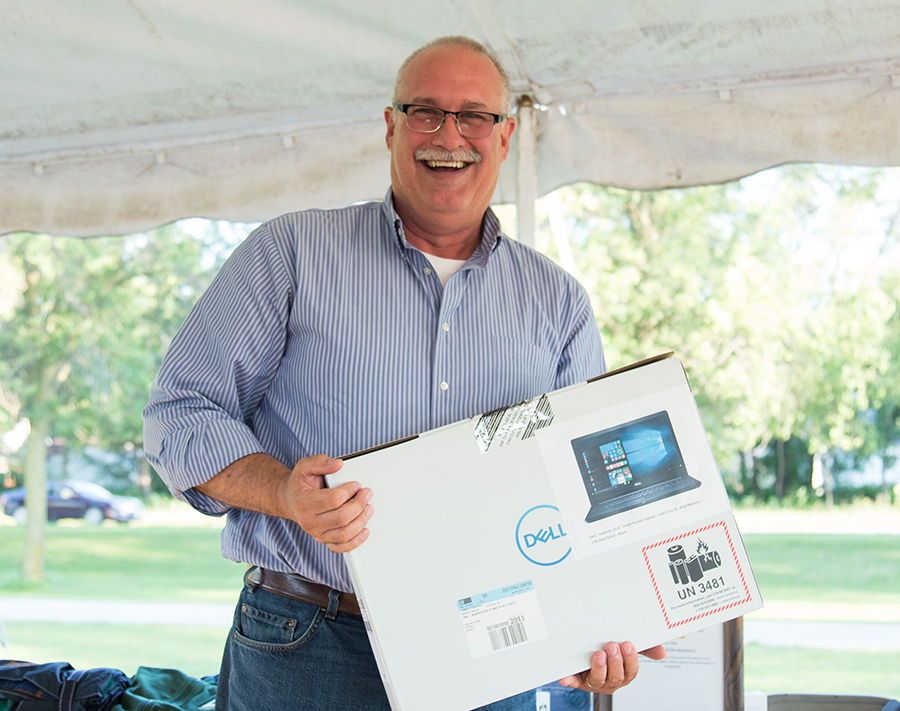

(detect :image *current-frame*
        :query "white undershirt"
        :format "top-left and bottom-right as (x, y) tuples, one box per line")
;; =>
(424, 253), (467, 287)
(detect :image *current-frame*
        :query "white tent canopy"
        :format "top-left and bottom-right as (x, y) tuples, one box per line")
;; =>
(3, 0), (900, 237)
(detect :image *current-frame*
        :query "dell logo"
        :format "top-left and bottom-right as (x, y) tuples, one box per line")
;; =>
(516, 505), (571, 566)
(522, 524), (566, 548)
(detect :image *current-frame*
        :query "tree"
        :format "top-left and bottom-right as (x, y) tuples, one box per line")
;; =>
(545, 180), (802, 475)
(535, 165), (900, 501)
(0, 223), (242, 581)
(852, 267), (900, 501)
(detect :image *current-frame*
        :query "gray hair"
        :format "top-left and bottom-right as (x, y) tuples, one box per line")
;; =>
(392, 36), (513, 114)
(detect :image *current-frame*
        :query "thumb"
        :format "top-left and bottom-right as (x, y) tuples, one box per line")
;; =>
(293, 455), (343, 490)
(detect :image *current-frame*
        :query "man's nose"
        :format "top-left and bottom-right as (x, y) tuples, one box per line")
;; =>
(431, 114), (468, 147)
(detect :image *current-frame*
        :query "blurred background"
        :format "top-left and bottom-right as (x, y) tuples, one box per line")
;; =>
(2, 167), (899, 700)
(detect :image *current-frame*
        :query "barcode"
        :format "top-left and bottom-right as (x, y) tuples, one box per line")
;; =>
(487, 618), (528, 651)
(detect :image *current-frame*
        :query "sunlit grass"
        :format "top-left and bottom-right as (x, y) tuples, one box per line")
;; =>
(4, 621), (899, 700)
(2, 621), (226, 679)
(742, 534), (900, 609)
(744, 644), (900, 698)
(0, 526), (244, 602)
(1, 511), (898, 700)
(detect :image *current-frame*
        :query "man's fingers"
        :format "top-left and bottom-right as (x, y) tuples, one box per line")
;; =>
(558, 649), (608, 692)
(310, 481), (369, 516)
(315, 489), (374, 539)
(325, 525), (371, 554)
(599, 642), (625, 689)
(559, 640), (645, 694)
(583, 648), (608, 691)
(295, 485), (373, 552)
(619, 642), (640, 685)
(640, 644), (667, 661)
(284, 454), (375, 550)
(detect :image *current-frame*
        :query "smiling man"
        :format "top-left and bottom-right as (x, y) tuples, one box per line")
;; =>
(144, 36), (662, 711)
(385, 40), (516, 260)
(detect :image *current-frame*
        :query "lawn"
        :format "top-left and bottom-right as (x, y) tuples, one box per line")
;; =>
(0, 524), (244, 602)
(4, 623), (899, 698)
(1, 519), (898, 698)
(743, 645), (900, 699)
(742, 534), (900, 614)
(2, 621), (227, 679)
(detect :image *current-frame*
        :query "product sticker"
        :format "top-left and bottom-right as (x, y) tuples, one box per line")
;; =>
(457, 580), (548, 658)
(473, 395), (554, 453)
(642, 521), (753, 629)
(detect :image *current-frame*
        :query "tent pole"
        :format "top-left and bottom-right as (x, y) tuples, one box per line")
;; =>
(516, 95), (537, 248)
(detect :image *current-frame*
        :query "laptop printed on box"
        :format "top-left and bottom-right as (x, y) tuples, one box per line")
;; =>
(571, 410), (701, 523)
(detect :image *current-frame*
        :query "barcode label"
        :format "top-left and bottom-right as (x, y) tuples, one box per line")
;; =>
(458, 581), (547, 658)
(487, 616), (528, 651)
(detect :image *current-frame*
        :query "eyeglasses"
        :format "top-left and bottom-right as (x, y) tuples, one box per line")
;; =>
(391, 102), (508, 139)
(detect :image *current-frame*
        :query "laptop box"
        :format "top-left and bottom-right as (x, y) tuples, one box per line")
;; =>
(325, 353), (762, 711)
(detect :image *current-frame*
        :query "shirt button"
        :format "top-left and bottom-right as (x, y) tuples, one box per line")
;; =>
(424, 267), (433, 276)
(441, 322), (450, 331)
(440, 381), (449, 391)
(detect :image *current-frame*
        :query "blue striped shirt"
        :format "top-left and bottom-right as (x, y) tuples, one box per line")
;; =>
(143, 189), (605, 592)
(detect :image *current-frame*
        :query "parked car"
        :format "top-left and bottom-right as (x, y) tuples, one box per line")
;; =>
(0, 479), (144, 525)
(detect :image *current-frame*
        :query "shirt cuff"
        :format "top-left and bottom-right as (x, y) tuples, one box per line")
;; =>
(156, 419), (267, 515)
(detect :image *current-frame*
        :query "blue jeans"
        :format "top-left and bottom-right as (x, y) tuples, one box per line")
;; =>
(216, 573), (534, 711)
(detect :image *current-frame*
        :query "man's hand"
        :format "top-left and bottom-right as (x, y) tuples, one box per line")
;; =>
(558, 642), (666, 694)
(196, 452), (373, 554)
(280, 454), (373, 553)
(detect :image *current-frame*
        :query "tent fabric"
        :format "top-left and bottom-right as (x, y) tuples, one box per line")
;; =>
(2, 0), (900, 237)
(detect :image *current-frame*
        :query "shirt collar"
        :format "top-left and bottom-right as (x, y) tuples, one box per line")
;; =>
(381, 187), (504, 267)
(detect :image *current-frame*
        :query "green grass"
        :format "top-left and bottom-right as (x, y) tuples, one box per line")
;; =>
(742, 534), (900, 610)
(4, 622), (899, 699)
(4, 527), (898, 611)
(2, 621), (226, 679)
(0, 525), (244, 602)
(1, 520), (898, 699)
(744, 645), (900, 698)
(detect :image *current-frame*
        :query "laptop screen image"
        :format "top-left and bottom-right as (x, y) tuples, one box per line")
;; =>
(570, 411), (700, 521)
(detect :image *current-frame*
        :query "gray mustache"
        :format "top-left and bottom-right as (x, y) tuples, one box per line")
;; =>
(414, 147), (482, 164)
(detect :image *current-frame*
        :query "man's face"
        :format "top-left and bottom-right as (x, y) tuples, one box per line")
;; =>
(385, 45), (516, 242)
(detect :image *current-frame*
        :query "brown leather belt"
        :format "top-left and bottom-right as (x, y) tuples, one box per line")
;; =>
(246, 566), (361, 617)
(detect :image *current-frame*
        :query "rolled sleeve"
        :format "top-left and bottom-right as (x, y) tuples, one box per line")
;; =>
(144, 395), (265, 514)
(142, 223), (296, 516)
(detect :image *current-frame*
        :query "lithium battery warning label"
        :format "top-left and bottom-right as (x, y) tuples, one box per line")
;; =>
(642, 521), (754, 629)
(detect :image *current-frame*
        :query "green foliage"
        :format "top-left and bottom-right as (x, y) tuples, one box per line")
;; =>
(0, 222), (245, 483)
(539, 165), (900, 500)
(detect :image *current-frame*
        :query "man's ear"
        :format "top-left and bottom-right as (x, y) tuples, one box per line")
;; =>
(499, 116), (516, 162)
(385, 107), (396, 150)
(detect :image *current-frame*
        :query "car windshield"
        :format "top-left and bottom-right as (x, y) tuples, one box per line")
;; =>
(69, 481), (113, 500)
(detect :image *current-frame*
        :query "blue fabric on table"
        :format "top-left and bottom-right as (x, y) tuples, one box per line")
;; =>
(0, 660), (129, 711)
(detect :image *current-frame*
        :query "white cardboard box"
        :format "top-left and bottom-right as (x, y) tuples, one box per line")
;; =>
(326, 354), (763, 711)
